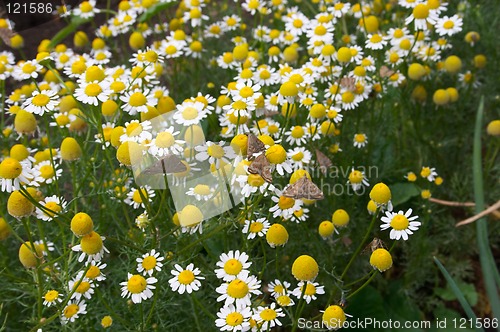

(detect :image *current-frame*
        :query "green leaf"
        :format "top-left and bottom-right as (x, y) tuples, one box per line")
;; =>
(49, 16), (91, 49)
(389, 182), (420, 207)
(435, 282), (478, 306)
(138, 1), (178, 23)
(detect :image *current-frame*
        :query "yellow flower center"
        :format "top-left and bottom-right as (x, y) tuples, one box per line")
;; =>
(85, 265), (101, 279)
(127, 275), (147, 294)
(0, 157), (22, 179)
(227, 279), (249, 299)
(314, 25), (327, 36)
(354, 134), (366, 143)
(278, 196), (295, 210)
(80, 1), (93, 13)
(22, 63), (37, 74)
(182, 107), (199, 120)
(32, 94), (50, 107)
(193, 184), (211, 195)
(239, 86), (254, 98)
(129, 92), (147, 107)
(443, 20), (454, 29)
(291, 151), (304, 161)
(126, 122), (142, 136)
(277, 295), (291, 306)
(44, 201), (61, 216)
(265, 144), (286, 164)
(84, 83), (102, 97)
(248, 174), (265, 187)
(303, 283), (316, 296)
(178, 270), (195, 285)
(155, 132), (175, 148)
(226, 312), (244, 326)
(80, 231), (103, 255)
(413, 4), (429, 19)
(142, 256), (157, 270)
(76, 281), (91, 294)
(132, 189), (148, 203)
(45, 290), (59, 302)
(390, 215), (409, 230)
(224, 258), (243, 275)
(207, 145), (225, 159)
(63, 304), (79, 318)
(273, 284), (285, 294)
(260, 308), (277, 321)
(349, 170), (363, 184)
(40, 164), (55, 179)
(370, 34), (382, 43)
(249, 222), (264, 233)
(342, 91), (355, 103)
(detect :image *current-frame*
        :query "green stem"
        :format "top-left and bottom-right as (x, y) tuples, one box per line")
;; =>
(291, 282), (308, 332)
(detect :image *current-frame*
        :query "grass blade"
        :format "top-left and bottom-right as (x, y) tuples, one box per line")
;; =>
(473, 96), (500, 326)
(433, 256), (482, 331)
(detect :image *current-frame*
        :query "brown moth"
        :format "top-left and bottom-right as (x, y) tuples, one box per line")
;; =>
(339, 77), (356, 92)
(142, 154), (187, 175)
(315, 149), (332, 176)
(362, 237), (386, 254)
(379, 66), (395, 78)
(248, 154), (273, 183)
(0, 28), (14, 46)
(282, 176), (324, 200)
(247, 133), (265, 161)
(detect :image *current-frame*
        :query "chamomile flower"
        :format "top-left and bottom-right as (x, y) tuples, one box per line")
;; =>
(77, 261), (107, 282)
(287, 147), (312, 169)
(435, 15), (463, 36)
(168, 263), (204, 294)
(120, 273), (157, 303)
(68, 277), (95, 301)
(147, 127), (184, 157)
(174, 100), (208, 126)
(186, 184), (215, 201)
(252, 303), (285, 330)
(292, 281), (325, 304)
(380, 208), (420, 240)
(74, 80), (111, 106)
(420, 166), (438, 181)
(43, 290), (63, 307)
(215, 304), (252, 332)
(0, 158), (33, 193)
(136, 249), (164, 276)
(72, 0), (100, 19)
(32, 160), (62, 185)
(23, 89), (59, 116)
(215, 250), (252, 281)
(195, 141), (237, 168)
(347, 168), (370, 192)
(269, 191), (303, 219)
(405, 3), (438, 31)
(242, 217), (270, 239)
(285, 126), (307, 146)
(125, 186), (155, 209)
(61, 300), (87, 324)
(120, 88), (156, 115)
(35, 195), (67, 221)
(267, 280), (291, 298)
(353, 133), (368, 148)
(266, 144), (293, 176)
(12, 60), (42, 80)
(72, 231), (109, 263)
(215, 271), (262, 308)
(120, 120), (153, 144)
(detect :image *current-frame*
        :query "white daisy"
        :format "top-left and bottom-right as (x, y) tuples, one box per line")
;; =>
(168, 263), (204, 294)
(252, 302), (285, 330)
(0, 158), (34, 193)
(136, 249), (165, 276)
(215, 304), (252, 332)
(215, 250), (252, 281)
(435, 15), (463, 37)
(74, 80), (111, 106)
(68, 278), (95, 301)
(215, 271), (262, 308)
(23, 89), (59, 116)
(32, 160), (62, 185)
(43, 290), (63, 307)
(61, 300), (87, 324)
(380, 208), (421, 241)
(195, 141), (237, 168)
(147, 127), (185, 157)
(269, 191), (303, 220)
(242, 217), (270, 240)
(174, 100), (208, 126)
(120, 273), (157, 304)
(292, 281), (325, 304)
(35, 195), (67, 222)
